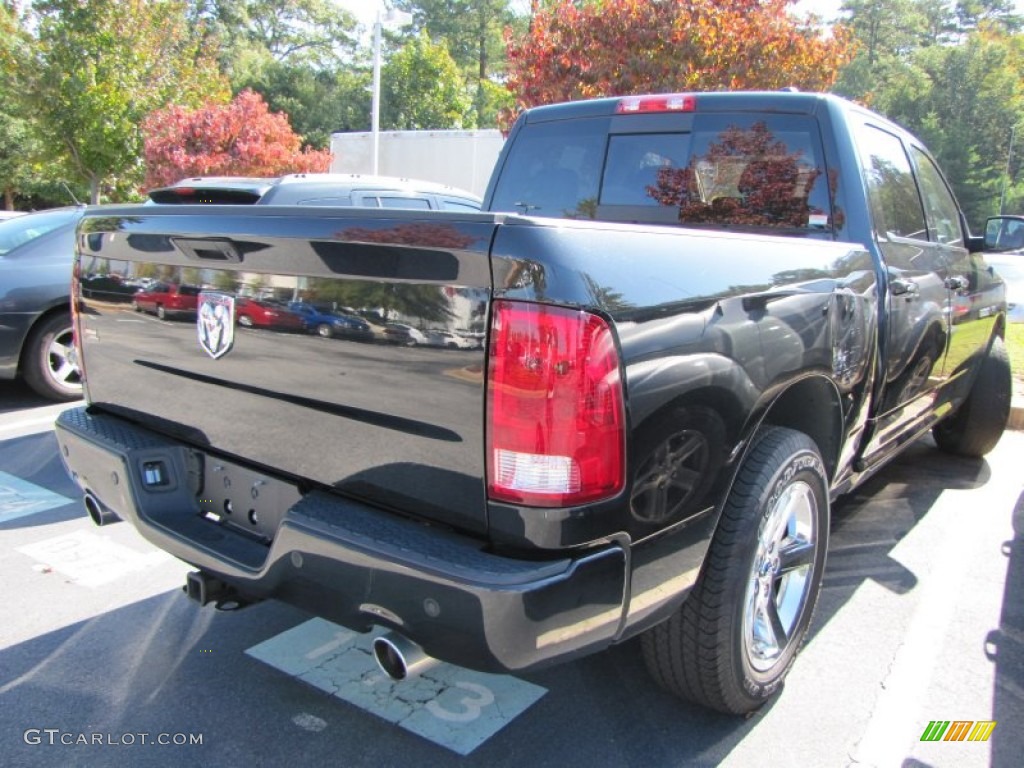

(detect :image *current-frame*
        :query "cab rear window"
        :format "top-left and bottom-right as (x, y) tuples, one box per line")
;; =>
(490, 113), (831, 233)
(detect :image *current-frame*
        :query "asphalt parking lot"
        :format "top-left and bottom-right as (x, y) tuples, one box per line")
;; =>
(1, 378), (1022, 768)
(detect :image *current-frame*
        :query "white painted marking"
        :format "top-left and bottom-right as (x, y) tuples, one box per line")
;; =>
(247, 618), (547, 755)
(292, 713), (328, 733)
(0, 403), (78, 440)
(304, 631), (353, 661)
(17, 531), (171, 587)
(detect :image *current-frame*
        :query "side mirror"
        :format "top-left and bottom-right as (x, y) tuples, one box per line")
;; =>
(983, 215), (1024, 252)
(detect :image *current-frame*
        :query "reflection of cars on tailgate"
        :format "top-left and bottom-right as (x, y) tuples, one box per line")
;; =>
(426, 329), (478, 349)
(0, 206), (84, 400)
(132, 283), (201, 319)
(383, 323), (428, 345)
(147, 174), (482, 211)
(287, 302), (373, 339)
(234, 298), (305, 331)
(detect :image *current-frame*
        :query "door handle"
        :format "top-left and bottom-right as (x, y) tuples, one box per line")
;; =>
(945, 275), (969, 292)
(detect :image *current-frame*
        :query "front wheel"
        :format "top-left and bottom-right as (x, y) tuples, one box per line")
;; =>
(932, 335), (1011, 457)
(21, 312), (83, 402)
(641, 426), (829, 714)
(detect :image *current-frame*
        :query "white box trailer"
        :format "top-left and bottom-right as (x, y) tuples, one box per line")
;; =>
(329, 129), (504, 198)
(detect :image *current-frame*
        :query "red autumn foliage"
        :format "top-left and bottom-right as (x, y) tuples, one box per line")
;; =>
(142, 89), (332, 189)
(504, 0), (854, 122)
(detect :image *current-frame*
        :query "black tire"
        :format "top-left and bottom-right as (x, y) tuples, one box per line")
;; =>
(641, 426), (829, 714)
(21, 312), (83, 402)
(932, 335), (1011, 457)
(316, 323), (333, 338)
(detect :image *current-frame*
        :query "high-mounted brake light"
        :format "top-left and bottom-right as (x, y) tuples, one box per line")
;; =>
(616, 93), (696, 114)
(486, 300), (626, 508)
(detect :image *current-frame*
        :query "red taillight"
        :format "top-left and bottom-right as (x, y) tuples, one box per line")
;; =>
(486, 300), (625, 507)
(616, 93), (696, 114)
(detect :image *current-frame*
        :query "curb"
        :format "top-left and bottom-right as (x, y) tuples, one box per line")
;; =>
(1012, 395), (1024, 432)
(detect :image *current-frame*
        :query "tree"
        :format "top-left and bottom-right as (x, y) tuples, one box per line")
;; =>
(236, 60), (372, 149)
(394, 0), (523, 125)
(188, 0), (360, 76)
(24, 0), (227, 203)
(876, 27), (1024, 226)
(504, 0), (854, 119)
(142, 89), (332, 189)
(381, 32), (474, 130)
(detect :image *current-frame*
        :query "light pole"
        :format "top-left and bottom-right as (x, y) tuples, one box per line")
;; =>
(371, 5), (413, 175)
(999, 124), (1020, 215)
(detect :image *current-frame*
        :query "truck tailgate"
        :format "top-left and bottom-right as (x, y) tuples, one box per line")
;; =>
(76, 206), (498, 534)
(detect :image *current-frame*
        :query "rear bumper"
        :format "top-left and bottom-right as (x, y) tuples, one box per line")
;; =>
(55, 406), (628, 673)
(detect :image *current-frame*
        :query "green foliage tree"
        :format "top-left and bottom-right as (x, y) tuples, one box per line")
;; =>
(24, 0), (228, 203)
(188, 0), (360, 76)
(394, 0), (523, 125)
(236, 60), (371, 149)
(878, 28), (1024, 224)
(381, 32), (474, 130)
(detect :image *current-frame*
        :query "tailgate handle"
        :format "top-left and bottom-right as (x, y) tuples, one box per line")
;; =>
(172, 237), (243, 263)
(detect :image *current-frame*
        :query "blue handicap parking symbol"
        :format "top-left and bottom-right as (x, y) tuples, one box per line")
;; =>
(0, 471), (75, 523)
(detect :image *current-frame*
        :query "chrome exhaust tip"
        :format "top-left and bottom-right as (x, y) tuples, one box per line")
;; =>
(373, 632), (439, 681)
(84, 492), (120, 526)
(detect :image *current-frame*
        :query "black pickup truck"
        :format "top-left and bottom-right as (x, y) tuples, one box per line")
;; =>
(55, 91), (1012, 715)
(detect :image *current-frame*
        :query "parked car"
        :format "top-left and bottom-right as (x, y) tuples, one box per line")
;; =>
(147, 174), (482, 211)
(287, 302), (373, 340)
(131, 283), (201, 320)
(425, 329), (477, 349)
(986, 252), (1024, 323)
(0, 207), (84, 400)
(80, 273), (139, 302)
(983, 215), (1024, 322)
(383, 322), (428, 345)
(234, 298), (306, 331)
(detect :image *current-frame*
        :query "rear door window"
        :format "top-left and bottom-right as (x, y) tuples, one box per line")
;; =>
(488, 117), (608, 218)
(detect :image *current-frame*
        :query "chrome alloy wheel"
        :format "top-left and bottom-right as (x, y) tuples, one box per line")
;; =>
(742, 479), (818, 672)
(46, 325), (82, 393)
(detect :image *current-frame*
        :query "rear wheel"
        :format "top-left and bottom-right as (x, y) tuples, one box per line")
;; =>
(22, 312), (82, 402)
(932, 335), (1011, 457)
(641, 426), (829, 714)
(156, 304), (166, 320)
(316, 323), (333, 338)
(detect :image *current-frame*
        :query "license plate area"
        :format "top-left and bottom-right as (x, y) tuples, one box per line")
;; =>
(196, 455), (301, 543)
